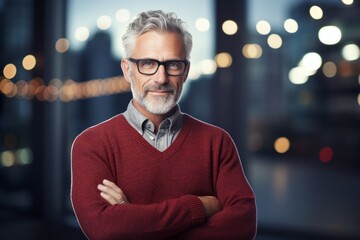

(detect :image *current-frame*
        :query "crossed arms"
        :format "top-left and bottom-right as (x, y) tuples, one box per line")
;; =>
(98, 179), (222, 218)
(71, 126), (257, 240)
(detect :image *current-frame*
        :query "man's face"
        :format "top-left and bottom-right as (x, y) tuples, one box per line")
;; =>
(122, 31), (189, 115)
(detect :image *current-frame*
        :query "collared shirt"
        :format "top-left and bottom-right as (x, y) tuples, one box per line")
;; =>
(123, 101), (183, 152)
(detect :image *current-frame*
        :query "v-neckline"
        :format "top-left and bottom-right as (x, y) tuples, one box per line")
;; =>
(118, 114), (191, 159)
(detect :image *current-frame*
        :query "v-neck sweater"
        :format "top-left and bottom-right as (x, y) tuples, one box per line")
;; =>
(71, 114), (256, 240)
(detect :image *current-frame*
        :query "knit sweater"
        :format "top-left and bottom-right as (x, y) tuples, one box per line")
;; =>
(71, 114), (256, 240)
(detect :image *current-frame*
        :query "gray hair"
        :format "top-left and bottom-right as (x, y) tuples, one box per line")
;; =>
(122, 10), (193, 59)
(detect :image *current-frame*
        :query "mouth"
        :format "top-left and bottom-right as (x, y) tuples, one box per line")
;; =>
(145, 85), (175, 96)
(147, 90), (173, 96)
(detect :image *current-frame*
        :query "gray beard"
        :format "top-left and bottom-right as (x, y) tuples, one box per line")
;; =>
(130, 83), (179, 115)
(139, 93), (177, 114)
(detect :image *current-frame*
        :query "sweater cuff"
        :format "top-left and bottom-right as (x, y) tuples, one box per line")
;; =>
(182, 195), (206, 226)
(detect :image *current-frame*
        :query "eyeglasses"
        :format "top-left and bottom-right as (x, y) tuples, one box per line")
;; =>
(129, 58), (189, 76)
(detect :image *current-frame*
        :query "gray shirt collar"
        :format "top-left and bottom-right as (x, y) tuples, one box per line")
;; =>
(123, 100), (183, 135)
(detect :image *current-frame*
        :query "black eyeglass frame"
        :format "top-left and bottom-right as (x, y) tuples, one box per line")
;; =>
(128, 58), (189, 76)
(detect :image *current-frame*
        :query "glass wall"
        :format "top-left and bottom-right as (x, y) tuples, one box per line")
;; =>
(0, 0), (34, 221)
(245, 0), (360, 238)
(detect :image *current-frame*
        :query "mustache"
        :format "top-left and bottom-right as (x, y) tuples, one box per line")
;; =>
(144, 84), (175, 93)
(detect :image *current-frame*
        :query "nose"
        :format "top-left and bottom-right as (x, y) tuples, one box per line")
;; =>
(154, 65), (168, 84)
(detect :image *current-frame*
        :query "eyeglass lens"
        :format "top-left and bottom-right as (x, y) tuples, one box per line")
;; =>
(137, 59), (186, 76)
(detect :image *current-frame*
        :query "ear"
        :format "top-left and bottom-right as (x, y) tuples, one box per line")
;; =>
(121, 58), (131, 83)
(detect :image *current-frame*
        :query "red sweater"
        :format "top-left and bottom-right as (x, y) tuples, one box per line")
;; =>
(71, 114), (256, 240)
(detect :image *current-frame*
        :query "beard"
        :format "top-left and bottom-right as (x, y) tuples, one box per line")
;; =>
(129, 73), (181, 114)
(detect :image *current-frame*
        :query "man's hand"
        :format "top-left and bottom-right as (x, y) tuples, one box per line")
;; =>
(198, 196), (222, 217)
(97, 179), (128, 205)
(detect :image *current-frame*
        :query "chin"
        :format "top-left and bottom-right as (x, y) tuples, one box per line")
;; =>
(146, 103), (176, 115)
(143, 97), (177, 115)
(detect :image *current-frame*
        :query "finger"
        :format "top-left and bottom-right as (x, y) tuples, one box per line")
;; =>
(97, 184), (123, 201)
(100, 191), (127, 205)
(103, 179), (122, 194)
(102, 179), (128, 203)
(100, 192), (118, 205)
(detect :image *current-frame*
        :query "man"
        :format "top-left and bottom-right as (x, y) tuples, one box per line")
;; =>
(71, 10), (256, 239)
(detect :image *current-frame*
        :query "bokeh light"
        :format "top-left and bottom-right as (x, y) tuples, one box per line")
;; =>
(97, 15), (112, 30)
(284, 19), (298, 33)
(55, 38), (70, 53)
(59, 76), (130, 102)
(288, 52), (322, 85)
(199, 59), (217, 75)
(267, 34), (282, 49)
(222, 20), (238, 35)
(22, 55), (36, 70)
(289, 67), (309, 85)
(318, 26), (342, 45)
(299, 52), (322, 72)
(3, 63), (17, 79)
(75, 26), (90, 41)
(309, 5), (323, 20)
(256, 20), (271, 35)
(16, 80), (29, 97)
(342, 43), (360, 61)
(16, 148), (33, 165)
(215, 52), (232, 68)
(115, 9), (130, 23)
(242, 44), (263, 59)
(322, 61), (337, 78)
(319, 146), (333, 163)
(195, 18), (210, 32)
(274, 137), (290, 154)
(1, 150), (16, 167)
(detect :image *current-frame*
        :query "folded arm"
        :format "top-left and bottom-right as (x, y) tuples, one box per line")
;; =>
(171, 132), (257, 240)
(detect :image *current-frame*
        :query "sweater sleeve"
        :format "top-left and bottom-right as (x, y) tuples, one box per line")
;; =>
(170, 131), (257, 240)
(70, 129), (206, 240)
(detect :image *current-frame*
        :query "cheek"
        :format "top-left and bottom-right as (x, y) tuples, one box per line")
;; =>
(131, 73), (147, 90)
(173, 79), (185, 90)
(140, 79), (152, 91)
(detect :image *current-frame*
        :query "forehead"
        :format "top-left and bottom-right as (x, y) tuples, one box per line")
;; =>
(132, 31), (185, 59)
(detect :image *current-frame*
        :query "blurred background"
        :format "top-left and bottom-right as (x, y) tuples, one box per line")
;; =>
(0, 0), (359, 239)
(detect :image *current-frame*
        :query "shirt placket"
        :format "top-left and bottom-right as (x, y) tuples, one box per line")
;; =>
(155, 120), (171, 151)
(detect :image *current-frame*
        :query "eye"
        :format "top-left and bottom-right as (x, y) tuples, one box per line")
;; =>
(139, 60), (156, 68)
(167, 61), (183, 70)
